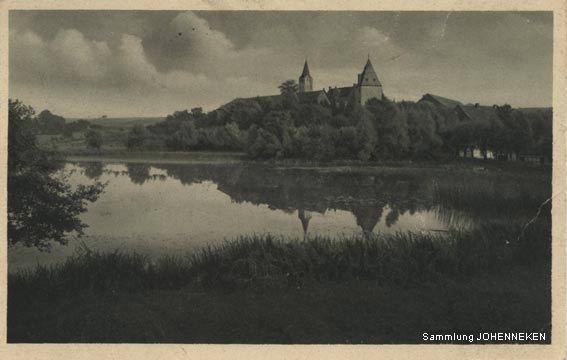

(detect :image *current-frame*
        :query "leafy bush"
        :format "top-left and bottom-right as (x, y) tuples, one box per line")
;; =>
(8, 99), (104, 249)
(85, 129), (103, 150)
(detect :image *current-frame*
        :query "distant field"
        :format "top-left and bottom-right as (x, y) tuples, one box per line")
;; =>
(67, 117), (165, 128)
(37, 126), (130, 153)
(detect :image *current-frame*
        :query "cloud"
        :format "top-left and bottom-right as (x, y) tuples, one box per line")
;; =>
(8, 11), (411, 116)
(143, 11), (234, 72)
(8, 11), (553, 117)
(9, 22), (275, 116)
(10, 25), (218, 91)
(11, 28), (114, 87)
(51, 29), (112, 83)
(142, 11), (277, 83)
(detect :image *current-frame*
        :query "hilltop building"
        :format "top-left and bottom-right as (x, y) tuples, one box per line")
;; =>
(357, 57), (384, 105)
(226, 57), (384, 109)
(419, 93), (503, 124)
(325, 57), (384, 108)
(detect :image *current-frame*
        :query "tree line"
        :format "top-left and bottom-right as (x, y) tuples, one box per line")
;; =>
(28, 81), (552, 162)
(32, 110), (93, 137)
(126, 83), (551, 161)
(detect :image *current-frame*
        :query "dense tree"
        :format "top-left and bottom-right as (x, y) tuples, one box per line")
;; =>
(406, 108), (442, 159)
(354, 109), (377, 161)
(8, 99), (104, 249)
(335, 126), (358, 158)
(37, 109), (66, 135)
(507, 111), (535, 154)
(126, 124), (148, 150)
(165, 122), (198, 151)
(278, 80), (299, 96)
(443, 121), (475, 157)
(368, 99), (408, 159)
(223, 100), (264, 130)
(293, 104), (332, 127)
(147, 93), (551, 162)
(64, 119), (91, 137)
(85, 129), (103, 151)
(148, 110), (191, 135)
(528, 109), (552, 159)
(246, 125), (283, 159)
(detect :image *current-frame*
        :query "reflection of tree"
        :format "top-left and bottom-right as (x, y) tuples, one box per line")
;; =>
(385, 208), (400, 227)
(80, 162), (104, 180)
(153, 164), (436, 232)
(126, 163), (151, 185)
(145, 163), (545, 232)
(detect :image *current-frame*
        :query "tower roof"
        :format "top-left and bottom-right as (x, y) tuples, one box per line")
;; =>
(299, 60), (312, 79)
(358, 58), (382, 86)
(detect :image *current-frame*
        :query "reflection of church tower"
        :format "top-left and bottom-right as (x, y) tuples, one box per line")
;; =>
(298, 60), (313, 93)
(351, 205), (384, 237)
(298, 208), (312, 238)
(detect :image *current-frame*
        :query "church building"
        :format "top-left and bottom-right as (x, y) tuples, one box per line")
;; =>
(299, 57), (384, 108)
(223, 57), (384, 109)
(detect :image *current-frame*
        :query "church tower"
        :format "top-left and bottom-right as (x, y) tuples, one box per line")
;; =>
(298, 60), (313, 93)
(357, 57), (383, 105)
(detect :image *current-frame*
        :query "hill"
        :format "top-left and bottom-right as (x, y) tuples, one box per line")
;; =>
(517, 107), (552, 114)
(67, 117), (165, 128)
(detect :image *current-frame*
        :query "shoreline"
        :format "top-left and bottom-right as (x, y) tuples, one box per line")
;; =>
(63, 150), (247, 165)
(61, 150), (551, 172)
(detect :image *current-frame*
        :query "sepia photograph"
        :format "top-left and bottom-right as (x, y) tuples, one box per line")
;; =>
(3, 3), (565, 354)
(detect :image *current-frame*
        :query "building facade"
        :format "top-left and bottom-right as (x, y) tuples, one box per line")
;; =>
(300, 58), (384, 108)
(226, 57), (384, 110)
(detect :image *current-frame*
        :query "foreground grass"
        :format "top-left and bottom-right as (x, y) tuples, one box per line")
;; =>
(8, 224), (551, 343)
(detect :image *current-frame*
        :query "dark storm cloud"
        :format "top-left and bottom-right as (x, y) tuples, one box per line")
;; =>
(9, 10), (552, 117)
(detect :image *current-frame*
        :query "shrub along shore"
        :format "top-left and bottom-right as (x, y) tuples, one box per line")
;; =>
(8, 223), (551, 343)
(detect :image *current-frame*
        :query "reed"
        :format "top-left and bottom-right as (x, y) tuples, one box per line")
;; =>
(8, 224), (551, 343)
(9, 222), (550, 299)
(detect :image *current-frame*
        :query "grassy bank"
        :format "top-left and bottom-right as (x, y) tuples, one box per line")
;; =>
(8, 223), (551, 343)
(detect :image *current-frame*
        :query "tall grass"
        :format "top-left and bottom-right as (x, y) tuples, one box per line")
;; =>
(9, 222), (550, 301)
(432, 175), (551, 222)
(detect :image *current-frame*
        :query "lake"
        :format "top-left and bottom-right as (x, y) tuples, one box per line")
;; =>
(8, 161), (551, 272)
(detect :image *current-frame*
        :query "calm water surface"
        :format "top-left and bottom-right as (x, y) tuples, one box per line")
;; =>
(10, 161), (546, 271)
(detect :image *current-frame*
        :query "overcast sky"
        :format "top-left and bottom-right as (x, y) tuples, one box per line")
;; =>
(9, 11), (552, 118)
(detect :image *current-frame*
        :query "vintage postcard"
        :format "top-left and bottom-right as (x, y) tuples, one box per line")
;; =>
(0, 0), (565, 359)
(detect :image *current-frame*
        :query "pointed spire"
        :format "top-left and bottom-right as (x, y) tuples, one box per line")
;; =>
(359, 56), (381, 87)
(300, 59), (311, 78)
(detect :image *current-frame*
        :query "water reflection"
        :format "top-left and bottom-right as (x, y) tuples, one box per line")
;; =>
(298, 209), (311, 238)
(74, 161), (551, 233)
(78, 161), (104, 180)
(9, 161), (551, 271)
(126, 163), (152, 185)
